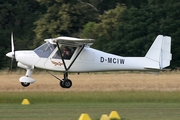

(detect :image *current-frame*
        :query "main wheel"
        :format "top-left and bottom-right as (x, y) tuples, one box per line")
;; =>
(63, 79), (72, 88)
(21, 82), (30, 87)
(60, 79), (72, 88)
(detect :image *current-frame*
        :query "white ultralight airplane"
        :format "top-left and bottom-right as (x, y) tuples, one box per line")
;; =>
(6, 34), (172, 88)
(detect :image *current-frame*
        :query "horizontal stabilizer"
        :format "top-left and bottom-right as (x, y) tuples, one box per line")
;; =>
(144, 67), (160, 71)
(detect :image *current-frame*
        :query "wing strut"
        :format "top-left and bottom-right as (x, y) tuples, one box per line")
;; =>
(56, 42), (67, 71)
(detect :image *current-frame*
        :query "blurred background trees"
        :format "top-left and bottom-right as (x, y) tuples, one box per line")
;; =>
(0, 0), (179, 69)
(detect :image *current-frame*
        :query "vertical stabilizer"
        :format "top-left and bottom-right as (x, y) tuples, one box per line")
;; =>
(145, 35), (172, 69)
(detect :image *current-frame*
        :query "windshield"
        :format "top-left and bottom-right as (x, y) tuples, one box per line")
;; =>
(34, 42), (55, 58)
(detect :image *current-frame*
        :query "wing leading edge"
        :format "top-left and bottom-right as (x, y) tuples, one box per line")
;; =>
(45, 36), (95, 46)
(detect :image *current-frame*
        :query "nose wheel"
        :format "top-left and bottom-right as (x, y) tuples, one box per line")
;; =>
(21, 82), (30, 87)
(60, 79), (72, 88)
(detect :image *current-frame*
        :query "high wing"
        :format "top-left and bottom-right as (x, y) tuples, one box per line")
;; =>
(45, 36), (95, 46)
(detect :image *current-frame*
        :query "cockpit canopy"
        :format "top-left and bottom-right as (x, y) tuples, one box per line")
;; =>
(34, 42), (55, 58)
(34, 42), (76, 60)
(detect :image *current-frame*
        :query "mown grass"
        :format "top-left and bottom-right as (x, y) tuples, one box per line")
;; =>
(1, 91), (180, 120)
(0, 91), (180, 120)
(0, 100), (180, 120)
(1, 91), (180, 104)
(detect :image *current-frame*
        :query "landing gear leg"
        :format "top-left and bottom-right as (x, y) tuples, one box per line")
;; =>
(20, 68), (33, 87)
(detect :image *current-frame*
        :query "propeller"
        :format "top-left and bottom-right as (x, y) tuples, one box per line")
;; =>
(10, 32), (16, 71)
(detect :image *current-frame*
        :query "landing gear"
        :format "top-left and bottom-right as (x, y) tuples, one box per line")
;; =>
(60, 72), (72, 88)
(59, 73), (72, 88)
(48, 71), (72, 89)
(19, 68), (35, 87)
(60, 79), (72, 88)
(21, 82), (30, 87)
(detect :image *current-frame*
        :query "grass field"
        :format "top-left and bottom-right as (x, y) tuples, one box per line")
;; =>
(1, 102), (180, 120)
(0, 71), (180, 120)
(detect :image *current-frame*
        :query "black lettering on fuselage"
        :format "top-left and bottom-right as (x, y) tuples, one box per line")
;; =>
(108, 58), (112, 63)
(120, 59), (125, 64)
(113, 58), (116, 63)
(100, 57), (125, 64)
(100, 57), (104, 62)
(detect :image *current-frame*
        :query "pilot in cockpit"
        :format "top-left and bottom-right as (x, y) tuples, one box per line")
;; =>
(62, 46), (72, 59)
(52, 46), (74, 60)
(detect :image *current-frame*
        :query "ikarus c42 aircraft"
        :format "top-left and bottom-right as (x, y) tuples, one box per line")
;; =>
(6, 34), (172, 88)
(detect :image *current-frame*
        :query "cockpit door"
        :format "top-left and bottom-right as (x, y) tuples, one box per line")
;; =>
(44, 45), (77, 71)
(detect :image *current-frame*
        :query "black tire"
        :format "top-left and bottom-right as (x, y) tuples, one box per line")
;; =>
(21, 82), (30, 87)
(63, 79), (72, 88)
(60, 80), (65, 88)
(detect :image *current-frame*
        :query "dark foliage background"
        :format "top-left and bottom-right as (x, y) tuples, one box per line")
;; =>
(0, 0), (179, 69)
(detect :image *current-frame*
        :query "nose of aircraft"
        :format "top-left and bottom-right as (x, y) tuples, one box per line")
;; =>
(6, 52), (14, 58)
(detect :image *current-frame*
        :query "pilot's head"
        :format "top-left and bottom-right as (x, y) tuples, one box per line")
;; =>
(64, 46), (70, 51)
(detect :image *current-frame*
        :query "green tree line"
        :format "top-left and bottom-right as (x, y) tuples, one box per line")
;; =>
(0, 0), (179, 69)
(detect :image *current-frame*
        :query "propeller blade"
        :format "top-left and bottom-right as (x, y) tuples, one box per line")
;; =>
(11, 32), (15, 59)
(11, 32), (14, 53)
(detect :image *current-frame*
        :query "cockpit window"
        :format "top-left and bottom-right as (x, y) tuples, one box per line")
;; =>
(34, 42), (55, 58)
(52, 50), (61, 59)
(52, 46), (77, 60)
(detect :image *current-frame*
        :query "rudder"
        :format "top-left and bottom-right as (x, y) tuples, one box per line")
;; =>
(160, 36), (172, 68)
(145, 35), (172, 69)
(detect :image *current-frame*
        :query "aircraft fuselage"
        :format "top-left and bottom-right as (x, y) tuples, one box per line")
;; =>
(14, 46), (159, 72)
